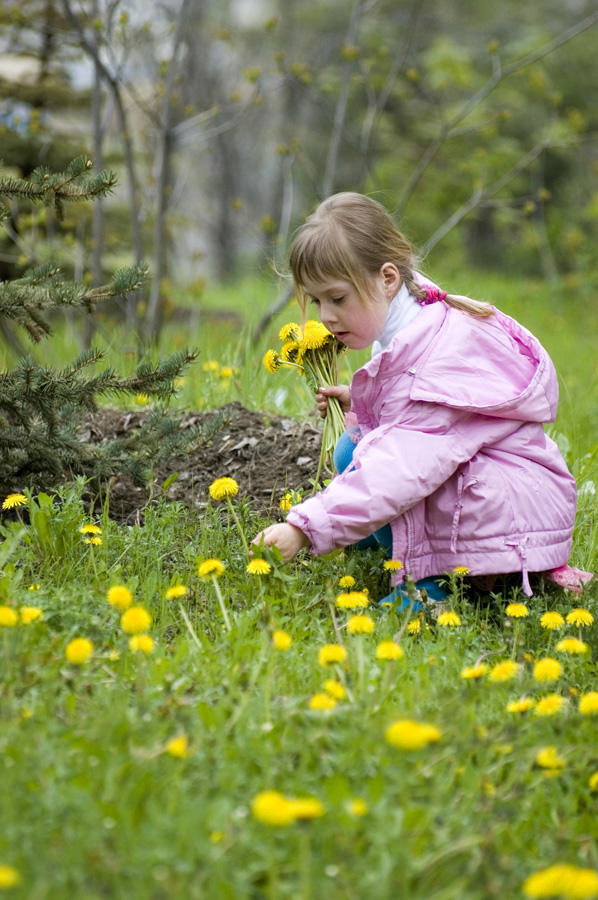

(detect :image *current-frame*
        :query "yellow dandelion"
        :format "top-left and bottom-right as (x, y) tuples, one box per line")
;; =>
(461, 663), (488, 680)
(579, 692), (598, 715)
(280, 340), (300, 363)
(65, 637), (94, 664)
(309, 692), (337, 711)
(556, 637), (589, 655)
(289, 797), (325, 820)
(219, 366), (236, 378)
(523, 863), (598, 899)
(488, 660), (521, 683)
(106, 585), (133, 611)
(300, 320), (333, 349)
(251, 790), (296, 827)
(2, 493), (27, 509)
(347, 614), (375, 635)
(246, 559), (272, 576)
(279, 322), (300, 341)
(348, 799), (368, 817)
(323, 679), (346, 700)
(437, 611), (462, 627)
(535, 694), (566, 717)
(407, 619), (422, 635)
(198, 558), (225, 579)
(210, 831), (224, 844)
(129, 634), (155, 654)
(209, 477), (239, 501)
(0, 606), (18, 627)
(19, 606), (43, 624)
(335, 590), (369, 609)
(506, 697), (535, 714)
(505, 602), (529, 618)
(165, 735), (189, 758)
(384, 560), (404, 571)
(165, 585), (188, 600)
(535, 746), (566, 769)
(79, 523), (102, 534)
(120, 606), (152, 635)
(376, 640), (404, 661)
(589, 772), (598, 791)
(533, 657), (563, 683)
(28, 584), (41, 591)
(318, 644), (347, 666)
(566, 608), (594, 627)
(263, 349), (281, 374)
(279, 492), (293, 511)
(540, 611), (565, 630)
(272, 630), (292, 650)
(202, 359), (220, 372)
(339, 575), (356, 588)
(84, 536), (102, 545)
(0, 865), (21, 888)
(385, 719), (441, 751)
(453, 566), (470, 576)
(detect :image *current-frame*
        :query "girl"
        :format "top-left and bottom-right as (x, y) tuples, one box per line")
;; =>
(252, 192), (582, 604)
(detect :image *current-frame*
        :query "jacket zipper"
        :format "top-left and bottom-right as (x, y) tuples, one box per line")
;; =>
(404, 508), (414, 572)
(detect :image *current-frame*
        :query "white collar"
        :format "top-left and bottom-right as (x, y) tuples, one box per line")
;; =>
(371, 282), (421, 357)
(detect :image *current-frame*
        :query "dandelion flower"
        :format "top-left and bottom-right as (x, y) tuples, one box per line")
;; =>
(339, 575), (356, 588)
(376, 640), (404, 661)
(384, 560), (404, 571)
(65, 637), (94, 664)
(461, 663), (488, 680)
(335, 590), (369, 609)
(84, 536), (102, 545)
(209, 477), (239, 501)
(540, 611), (565, 630)
(453, 566), (470, 576)
(0, 865), (21, 888)
(407, 619), (422, 635)
(263, 349), (281, 373)
(535, 694), (566, 717)
(579, 692), (598, 715)
(289, 797), (325, 819)
(120, 606), (152, 635)
(251, 790), (296, 827)
(202, 359), (220, 372)
(2, 493), (27, 509)
(523, 864), (598, 899)
(488, 660), (521, 683)
(165, 736), (189, 758)
(348, 799), (368, 817)
(506, 697), (535, 714)
(165, 585), (188, 600)
(300, 320), (333, 349)
(589, 772), (598, 791)
(309, 692), (337, 711)
(347, 614), (375, 635)
(556, 637), (589, 655)
(280, 341), (300, 363)
(318, 644), (347, 666)
(323, 679), (346, 700)
(19, 606), (43, 624)
(246, 559), (272, 576)
(0, 606), (18, 627)
(505, 602), (529, 618)
(198, 558), (225, 579)
(106, 585), (133, 611)
(272, 630), (292, 650)
(535, 746), (566, 770)
(28, 584), (41, 591)
(129, 634), (155, 654)
(219, 366), (237, 379)
(79, 523), (102, 534)
(385, 719), (441, 751)
(279, 322), (300, 341)
(533, 657), (563, 683)
(437, 611), (462, 627)
(566, 608), (594, 627)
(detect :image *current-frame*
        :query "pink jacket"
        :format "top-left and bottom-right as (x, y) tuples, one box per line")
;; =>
(286, 301), (577, 595)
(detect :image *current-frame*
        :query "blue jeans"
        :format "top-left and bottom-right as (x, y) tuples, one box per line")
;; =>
(333, 428), (392, 553)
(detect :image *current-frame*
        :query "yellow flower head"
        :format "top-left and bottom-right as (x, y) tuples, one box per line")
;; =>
(534, 694), (566, 717)
(323, 679), (346, 700)
(407, 619), (422, 635)
(488, 660), (521, 683)
(202, 359), (220, 372)
(453, 566), (470, 576)
(385, 719), (441, 751)
(437, 611), (462, 627)
(348, 799), (368, 817)
(263, 349), (281, 374)
(318, 644), (347, 666)
(129, 634), (155, 654)
(251, 790), (297, 827)
(20, 606), (43, 624)
(65, 637), (94, 664)
(335, 590), (369, 610)
(339, 575), (356, 588)
(384, 560), (404, 571)
(540, 611), (565, 630)
(198, 558), (225, 579)
(566, 607), (594, 627)
(579, 691), (598, 715)
(535, 746), (566, 769)
(165, 736), (189, 758)
(505, 602), (529, 618)
(209, 477), (239, 501)
(347, 614), (375, 635)
(589, 772), (598, 791)
(532, 657), (563, 683)
(289, 797), (325, 820)
(506, 697), (535, 714)
(246, 559), (272, 576)
(280, 340), (300, 363)
(375, 640), (404, 661)
(79, 523), (102, 534)
(0, 865), (21, 888)
(279, 322), (300, 342)
(523, 864), (598, 900)
(219, 366), (237, 378)
(309, 692), (337, 711)
(165, 585), (188, 600)
(120, 606), (152, 635)
(300, 320), (333, 350)
(106, 585), (133, 611)
(84, 536), (102, 545)
(0, 606), (18, 627)
(556, 637), (589, 655)
(461, 663), (488, 680)
(2, 492), (27, 509)
(272, 630), (292, 650)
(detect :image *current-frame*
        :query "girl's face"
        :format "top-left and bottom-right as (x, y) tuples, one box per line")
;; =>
(302, 264), (400, 350)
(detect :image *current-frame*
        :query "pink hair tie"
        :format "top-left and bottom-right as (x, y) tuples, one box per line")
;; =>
(419, 285), (447, 305)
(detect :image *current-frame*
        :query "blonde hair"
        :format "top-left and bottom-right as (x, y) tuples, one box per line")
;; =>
(289, 192), (493, 319)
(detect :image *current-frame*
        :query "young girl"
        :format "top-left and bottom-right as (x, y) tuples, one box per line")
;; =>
(252, 192), (582, 604)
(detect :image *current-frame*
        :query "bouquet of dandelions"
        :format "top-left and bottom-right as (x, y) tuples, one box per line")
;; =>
(263, 321), (347, 489)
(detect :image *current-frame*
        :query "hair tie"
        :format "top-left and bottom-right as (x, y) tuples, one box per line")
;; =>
(419, 286), (447, 305)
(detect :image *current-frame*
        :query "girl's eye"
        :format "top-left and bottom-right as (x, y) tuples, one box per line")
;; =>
(331, 296), (344, 304)
(310, 297), (320, 306)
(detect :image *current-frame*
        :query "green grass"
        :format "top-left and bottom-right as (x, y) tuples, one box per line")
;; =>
(1, 270), (598, 898)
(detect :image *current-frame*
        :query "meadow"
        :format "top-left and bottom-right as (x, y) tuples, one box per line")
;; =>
(1, 269), (598, 899)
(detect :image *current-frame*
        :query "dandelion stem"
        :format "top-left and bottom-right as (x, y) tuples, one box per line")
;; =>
(178, 603), (205, 651)
(211, 575), (232, 632)
(226, 498), (250, 559)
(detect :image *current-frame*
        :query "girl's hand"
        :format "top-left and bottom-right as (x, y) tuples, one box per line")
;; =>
(251, 523), (310, 562)
(315, 384), (351, 420)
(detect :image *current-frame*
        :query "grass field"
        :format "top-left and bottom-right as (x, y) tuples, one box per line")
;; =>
(1, 269), (597, 899)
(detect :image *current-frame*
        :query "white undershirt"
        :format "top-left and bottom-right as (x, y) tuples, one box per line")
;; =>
(371, 283), (421, 357)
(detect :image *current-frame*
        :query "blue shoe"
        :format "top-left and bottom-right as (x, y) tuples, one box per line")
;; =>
(378, 577), (448, 612)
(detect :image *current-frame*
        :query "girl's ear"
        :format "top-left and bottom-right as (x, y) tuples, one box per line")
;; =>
(380, 262), (401, 299)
